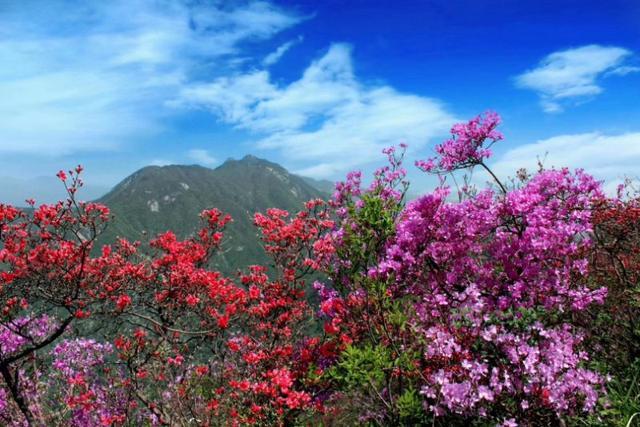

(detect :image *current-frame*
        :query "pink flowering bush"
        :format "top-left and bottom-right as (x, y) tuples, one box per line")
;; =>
(49, 339), (128, 426)
(0, 319), (124, 425)
(317, 113), (609, 425)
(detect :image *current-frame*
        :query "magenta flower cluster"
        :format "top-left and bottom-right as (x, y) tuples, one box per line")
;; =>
(319, 112), (609, 424)
(50, 339), (128, 426)
(0, 323), (127, 426)
(370, 166), (607, 418)
(0, 316), (58, 355)
(416, 111), (502, 172)
(390, 135), (606, 419)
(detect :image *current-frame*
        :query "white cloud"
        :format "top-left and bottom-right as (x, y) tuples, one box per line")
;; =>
(262, 36), (303, 66)
(187, 149), (218, 166)
(606, 65), (640, 77)
(176, 44), (456, 178)
(0, 0), (301, 155)
(489, 132), (640, 192)
(515, 45), (638, 112)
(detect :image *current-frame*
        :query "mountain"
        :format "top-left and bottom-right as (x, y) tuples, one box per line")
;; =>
(301, 176), (336, 195)
(97, 155), (330, 273)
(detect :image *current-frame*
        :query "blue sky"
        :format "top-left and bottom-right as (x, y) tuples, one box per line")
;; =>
(1, 0), (639, 203)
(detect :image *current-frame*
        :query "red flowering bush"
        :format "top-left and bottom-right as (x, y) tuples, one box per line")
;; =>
(575, 194), (640, 425)
(0, 169), (334, 425)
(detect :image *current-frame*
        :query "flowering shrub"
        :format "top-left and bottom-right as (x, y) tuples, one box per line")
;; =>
(574, 194), (640, 425)
(588, 195), (640, 369)
(0, 169), (333, 425)
(0, 111), (628, 426)
(315, 113), (609, 425)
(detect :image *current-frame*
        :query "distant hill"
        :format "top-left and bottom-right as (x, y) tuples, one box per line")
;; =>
(301, 176), (336, 195)
(97, 155), (330, 273)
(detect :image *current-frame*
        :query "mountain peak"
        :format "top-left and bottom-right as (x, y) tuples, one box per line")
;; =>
(96, 156), (328, 273)
(218, 154), (284, 171)
(235, 154), (272, 166)
(241, 154), (261, 162)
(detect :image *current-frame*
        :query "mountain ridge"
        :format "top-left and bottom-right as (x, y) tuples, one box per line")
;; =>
(96, 155), (333, 273)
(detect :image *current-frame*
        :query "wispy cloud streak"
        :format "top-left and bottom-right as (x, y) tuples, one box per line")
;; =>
(0, 0), (302, 154)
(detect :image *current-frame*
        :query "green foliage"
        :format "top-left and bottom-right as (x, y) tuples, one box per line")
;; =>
(571, 360), (640, 427)
(331, 184), (407, 297)
(328, 345), (392, 390)
(397, 388), (425, 423)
